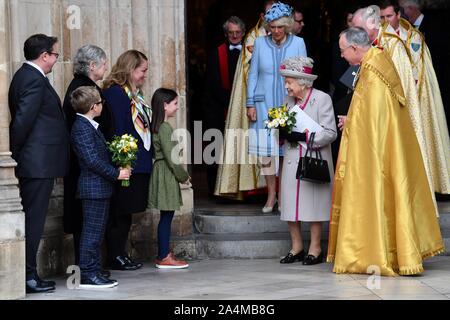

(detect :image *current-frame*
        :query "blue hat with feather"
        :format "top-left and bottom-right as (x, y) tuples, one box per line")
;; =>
(264, 2), (293, 23)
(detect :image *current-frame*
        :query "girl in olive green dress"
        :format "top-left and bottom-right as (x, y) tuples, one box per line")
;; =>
(150, 88), (191, 269)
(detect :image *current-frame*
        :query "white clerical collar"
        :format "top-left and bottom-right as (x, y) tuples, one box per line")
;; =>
(397, 25), (407, 41)
(386, 24), (395, 34)
(25, 61), (46, 77)
(229, 44), (242, 51)
(385, 24), (407, 40)
(77, 114), (99, 130)
(414, 14), (424, 28)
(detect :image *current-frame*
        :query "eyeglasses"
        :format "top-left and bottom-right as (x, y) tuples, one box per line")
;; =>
(47, 52), (60, 59)
(227, 31), (243, 36)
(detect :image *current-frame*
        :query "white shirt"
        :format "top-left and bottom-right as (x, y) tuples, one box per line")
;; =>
(77, 114), (99, 130)
(414, 14), (424, 28)
(25, 61), (46, 77)
(386, 24), (408, 41)
(229, 44), (242, 51)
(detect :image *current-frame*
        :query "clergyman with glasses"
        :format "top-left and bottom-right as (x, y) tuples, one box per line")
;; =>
(202, 16), (246, 197)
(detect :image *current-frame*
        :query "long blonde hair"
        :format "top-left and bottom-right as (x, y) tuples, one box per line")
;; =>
(103, 50), (148, 89)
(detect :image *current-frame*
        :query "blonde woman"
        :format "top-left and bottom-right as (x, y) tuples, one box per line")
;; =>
(103, 50), (152, 271)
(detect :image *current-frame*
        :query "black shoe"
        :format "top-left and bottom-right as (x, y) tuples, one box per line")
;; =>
(41, 280), (56, 287)
(124, 255), (143, 269)
(109, 256), (141, 271)
(98, 273), (119, 287)
(100, 269), (111, 278)
(96, 272), (118, 286)
(26, 278), (55, 294)
(280, 250), (306, 264)
(29, 274), (56, 288)
(35, 276), (56, 288)
(30, 273), (56, 287)
(302, 252), (324, 265)
(79, 275), (117, 289)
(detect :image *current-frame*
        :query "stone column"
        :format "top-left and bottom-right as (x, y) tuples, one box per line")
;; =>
(6, 0), (73, 279)
(150, 0), (193, 215)
(0, 0), (26, 300)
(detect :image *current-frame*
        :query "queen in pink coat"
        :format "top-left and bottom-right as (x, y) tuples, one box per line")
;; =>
(278, 56), (337, 266)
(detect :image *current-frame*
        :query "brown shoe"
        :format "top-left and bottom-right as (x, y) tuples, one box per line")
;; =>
(155, 253), (189, 269)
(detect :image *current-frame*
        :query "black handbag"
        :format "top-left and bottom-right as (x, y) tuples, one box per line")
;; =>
(296, 132), (331, 183)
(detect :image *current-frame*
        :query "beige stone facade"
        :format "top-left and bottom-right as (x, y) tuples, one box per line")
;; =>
(0, 0), (192, 299)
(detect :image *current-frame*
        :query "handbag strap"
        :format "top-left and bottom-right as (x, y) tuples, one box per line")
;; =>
(312, 133), (324, 161)
(306, 132), (324, 161)
(304, 132), (315, 158)
(315, 148), (323, 161)
(308, 132), (315, 149)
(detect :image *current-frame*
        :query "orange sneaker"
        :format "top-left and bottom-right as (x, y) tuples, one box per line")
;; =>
(155, 253), (189, 269)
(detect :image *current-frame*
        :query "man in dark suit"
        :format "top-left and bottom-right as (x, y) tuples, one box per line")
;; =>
(70, 86), (130, 289)
(293, 8), (305, 37)
(9, 34), (70, 293)
(202, 16), (245, 196)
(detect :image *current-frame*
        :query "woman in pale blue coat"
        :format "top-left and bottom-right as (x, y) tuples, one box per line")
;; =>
(246, 2), (307, 213)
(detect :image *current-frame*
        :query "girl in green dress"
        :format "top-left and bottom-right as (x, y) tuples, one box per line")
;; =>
(150, 88), (191, 269)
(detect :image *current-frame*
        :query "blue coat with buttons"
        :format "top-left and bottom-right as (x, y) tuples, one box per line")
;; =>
(246, 34), (307, 156)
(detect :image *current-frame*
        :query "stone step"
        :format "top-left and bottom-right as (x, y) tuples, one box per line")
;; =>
(194, 210), (330, 234)
(195, 233), (292, 259)
(169, 233), (330, 259)
(438, 201), (450, 214)
(439, 202), (450, 253)
(194, 211), (286, 234)
(170, 234), (450, 260)
(182, 203), (450, 259)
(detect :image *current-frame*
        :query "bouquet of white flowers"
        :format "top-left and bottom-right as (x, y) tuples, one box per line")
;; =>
(264, 104), (297, 134)
(107, 134), (138, 187)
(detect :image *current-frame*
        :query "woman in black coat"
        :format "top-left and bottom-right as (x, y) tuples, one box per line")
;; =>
(63, 45), (113, 272)
(102, 50), (152, 271)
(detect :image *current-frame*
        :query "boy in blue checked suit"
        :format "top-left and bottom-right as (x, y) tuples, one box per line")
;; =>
(70, 86), (131, 289)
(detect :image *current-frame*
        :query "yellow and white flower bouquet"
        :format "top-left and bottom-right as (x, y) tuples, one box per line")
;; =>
(107, 134), (139, 187)
(265, 105), (297, 134)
